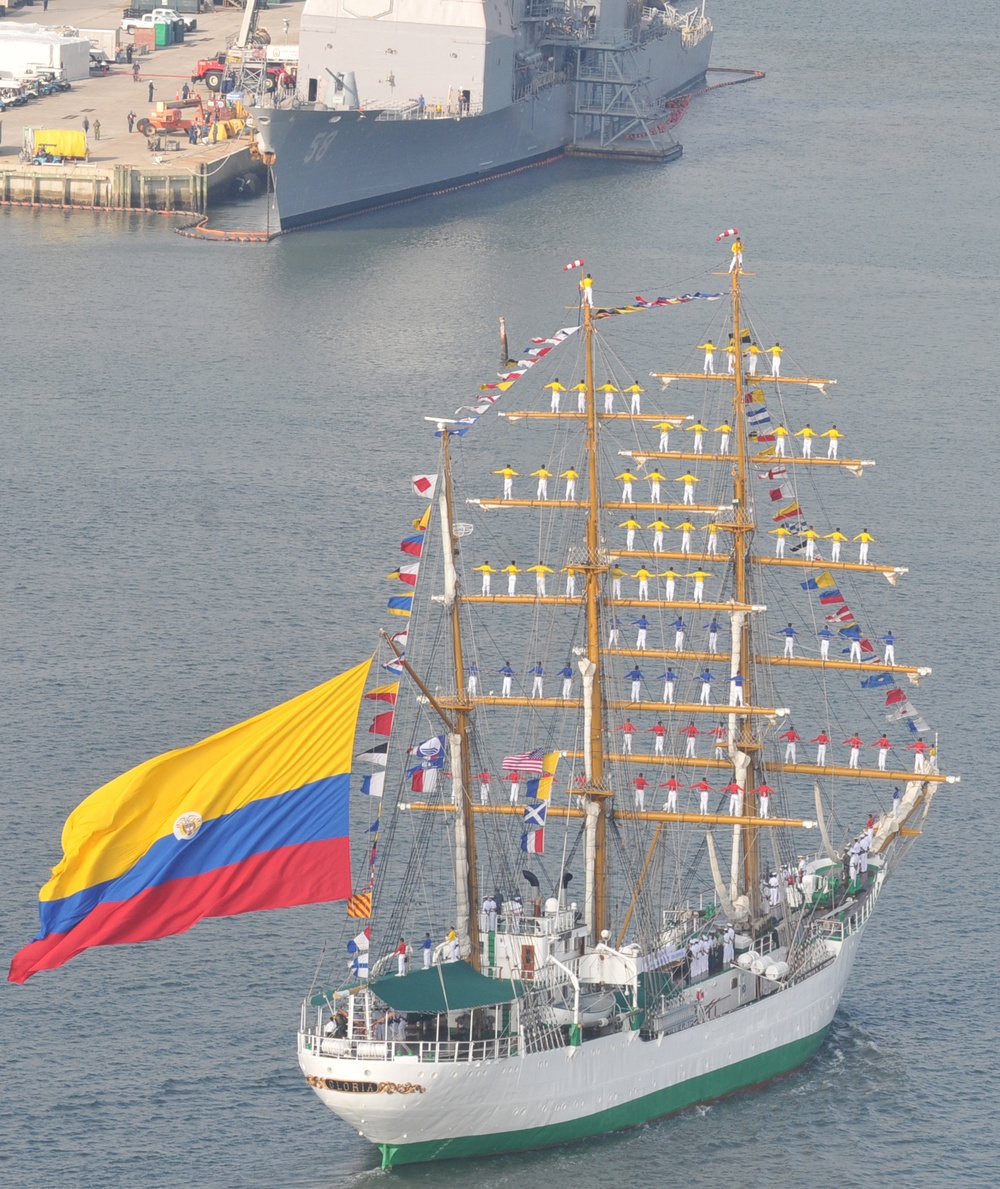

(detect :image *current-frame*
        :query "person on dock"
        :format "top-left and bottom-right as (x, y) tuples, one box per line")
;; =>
(616, 469), (639, 502)
(632, 566), (654, 600)
(494, 464), (518, 499)
(92, 119), (101, 142)
(624, 381), (644, 414)
(780, 728), (802, 763)
(822, 425), (843, 458)
(779, 623), (799, 658)
(692, 778), (714, 814)
(473, 562), (496, 595)
(543, 379), (566, 412)
(816, 626), (834, 660)
(497, 661), (515, 697)
(648, 720), (667, 755)
(626, 667), (644, 703)
(680, 722), (700, 758)
(696, 340), (716, 374)
(811, 731), (831, 765)
(677, 471), (700, 505)
(530, 466), (552, 499)
(645, 469), (667, 503)
(659, 669), (677, 703)
(796, 423), (818, 457)
(872, 734), (893, 770)
(843, 733), (864, 769)
(660, 774), (682, 812)
(769, 524), (793, 557)
(148, 81), (155, 103)
(618, 516), (642, 546)
(618, 720), (638, 754)
(698, 669), (715, 705)
(127, 110), (136, 133)
(633, 615), (651, 649)
(687, 421), (709, 453)
(824, 527), (849, 561)
(132, 62), (140, 82)
(558, 663), (574, 700)
(879, 630), (896, 665)
(560, 467), (579, 500)
(648, 517), (669, 552)
(766, 343), (783, 376)
(854, 528), (875, 564)
(527, 661), (546, 698)
(82, 117), (90, 135)
(633, 773), (650, 810)
(501, 561), (520, 595)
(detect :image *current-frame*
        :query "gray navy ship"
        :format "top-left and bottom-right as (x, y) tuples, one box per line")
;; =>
(253, 0), (713, 230)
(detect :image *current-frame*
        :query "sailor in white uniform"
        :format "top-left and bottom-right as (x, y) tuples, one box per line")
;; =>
(723, 925), (735, 965)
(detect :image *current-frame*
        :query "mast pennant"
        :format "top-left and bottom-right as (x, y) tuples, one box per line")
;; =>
(9, 657), (374, 984)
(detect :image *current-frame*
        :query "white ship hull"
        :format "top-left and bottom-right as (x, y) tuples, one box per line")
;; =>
(300, 924), (863, 1167)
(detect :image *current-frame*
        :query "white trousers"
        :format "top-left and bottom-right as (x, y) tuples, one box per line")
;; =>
(700, 790), (709, 813)
(566, 576), (576, 597)
(878, 749), (888, 770)
(707, 533), (718, 555)
(666, 790), (678, 811)
(700, 683), (711, 704)
(732, 687), (744, 705)
(613, 578), (622, 598)
(693, 580), (705, 602)
(703, 353), (714, 374)
(850, 639), (862, 662)
(605, 394), (614, 413)
(653, 531), (664, 551)
(772, 358), (781, 376)
(659, 432), (670, 451)
(776, 437), (786, 457)
(535, 577), (546, 596)
(683, 484), (694, 504)
(621, 482), (633, 502)
(693, 433), (703, 453)
(480, 783), (489, 804)
(775, 538), (785, 557)
(785, 743), (797, 762)
(885, 645), (895, 664)
(802, 439), (812, 458)
(481, 575), (491, 595)
(674, 631), (685, 651)
(631, 680), (641, 702)
(654, 736), (664, 755)
(536, 480), (548, 499)
(650, 481), (661, 502)
(729, 794), (741, 815)
(708, 632), (718, 653)
(503, 478), (513, 498)
(502, 676), (512, 696)
(849, 747), (860, 768)
(830, 542), (840, 561)
(562, 678), (572, 699)
(507, 575), (517, 595)
(685, 738), (696, 757)
(564, 480), (576, 500)
(719, 433), (730, 454)
(634, 789), (644, 810)
(805, 540), (815, 560)
(532, 677), (543, 697)
(631, 395), (641, 414)
(828, 441), (838, 458)
(636, 629), (647, 649)
(626, 529), (636, 549)
(681, 533), (691, 553)
(816, 744), (827, 765)
(759, 797), (770, 818)
(509, 784), (519, 803)
(468, 675), (477, 695)
(859, 544), (870, 563)
(821, 639), (830, 659)
(784, 638), (795, 657)
(550, 394), (560, 412)
(622, 733), (632, 753)
(747, 357), (757, 375)
(638, 579), (649, 600)
(663, 682), (674, 702)
(665, 579), (675, 600)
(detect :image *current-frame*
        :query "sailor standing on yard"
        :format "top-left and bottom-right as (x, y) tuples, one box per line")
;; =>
(873, 735), (893, 770)
(715, 421), (732, 454)
(680, 722), (700, 758)
(812, 731), (831, 765)
(560, 467), (579, 500)
(649, 518), (669, 552)
(648, 720), (667, 755)
(633, 615), (651, 649)
(824, 528), (849, 561)
(618, 721), (638, 754)
(854, 529), (876, 564)
(676, 520), (696, 554)
(677, 471), (700, 505)
(697, 340), (717, 374)
(502, 561), (520, 595)
(473, 562), (496, 595)
(624, 382), (645, 414)
(633, 774), (650, 810)
(498, 661), (515, 697)
(770, 525), (793, 557)
(598, 382), (618, 414)
(531, 466), (552, 499)
(659, 669), (677, 703)
(571, 381), (587, 413)
(645, 469), (666, 503)
(543, 379), (566, 412)
(687, 421), (709, 453)
(796, 424), (818, 457)
(704, 618), (721, 654)
(692, 778), (714, 814)
(580, 273), (594, 306)
(620, 517), (642, 550)
(817, 626), (834, 659)
(688, 568), (712, 603)
(477, 771), (491, 804)
(527, 562), (553, 596)
(698, 669), (715, 705)
(780, 728), (802, 763)
(729, 236), (744, 272)
(616, 470), (639, 502)
(626, 667), (644, 703)
(843, 733), (864, 769)
(822, 425), (843, 458)
(466, 664), (479, 695)
(562, 565), (581, 597)
(779, 623), (799, 658)
(559, 663), (574, 699)
(879, 630), (896, 664)
(670, 616), (688, 651)
(766, 343), (783, 376)
(528, 661), (545, 697)
(723, 781), (744, 815)
(633, 566), (654, 601)
(655, 421), (674, 451)
(494, 464), (518, 499)
(660, 774), (682, 812)
(744, 343), (763, 375)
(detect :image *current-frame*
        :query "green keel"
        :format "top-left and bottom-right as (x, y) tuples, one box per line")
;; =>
(378, 1025), (829, 1169)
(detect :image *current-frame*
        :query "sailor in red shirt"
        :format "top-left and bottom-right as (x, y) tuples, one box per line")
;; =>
(811, 731), (831, 765)
(680, 721), (700, 758)
(691, 778), (714, 814)
(633, 773), (651, 811)
(617, 719), (638, 754)
(476, 770), (492, 804)
(872, 735), (892, 771)
(708, 721), (728, 760)
(906, 737), (931, 773)
(395, 939), (408, 976)
(842, 734), (864, 769)
(779, 728), (802, 763)
(647, 720), (667, 756)
(659, 774), (682, 812)
(754, 783), (775, 818)
(722, 781), (744, 815)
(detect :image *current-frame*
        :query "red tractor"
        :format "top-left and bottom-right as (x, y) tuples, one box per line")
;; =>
(135, 97), (205, 138)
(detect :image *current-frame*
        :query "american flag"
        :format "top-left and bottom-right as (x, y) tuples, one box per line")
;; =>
(502, 748), (547, 773)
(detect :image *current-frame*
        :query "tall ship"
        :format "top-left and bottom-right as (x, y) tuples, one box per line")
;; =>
(296, 238), (957, 1166)
(251, 0), (714, 229)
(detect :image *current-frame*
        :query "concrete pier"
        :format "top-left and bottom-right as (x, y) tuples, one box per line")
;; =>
(0, 0), (304, 215)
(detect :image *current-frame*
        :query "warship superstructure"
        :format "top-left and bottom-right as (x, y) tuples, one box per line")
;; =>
(253, 0), (713, 229)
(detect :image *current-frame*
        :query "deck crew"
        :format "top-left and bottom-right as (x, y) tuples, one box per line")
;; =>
(494, 464), (518, 498)
(696, 340), (716, 374)
(497, 661), (515, 697)
(767, 871), (780, 904)
(618, 719), (638, 754)
(854, 529), (875, 564)
(527, 661), (545, 697)
(473, 561), (496, 595)
(560, 467), (579, 500)
(723, 924), (736, 964)
(422, 933), (434, 968)
(823, 528), (849, 561)
(822, 425), (843, 458)
(558, 662), (574, 700)
(624, 381), (644, 414)
(501, 561), (520, 595)
(527, 562), (553, 597)
(531, 466), (553, 499)
(796, 423), (818, 457)
(766, 342), (783, 376)
(811, 731), (831, 765)
(396, 939), (408, 976)
(843, 733), (863, 769)
(543, 379), (566, 412)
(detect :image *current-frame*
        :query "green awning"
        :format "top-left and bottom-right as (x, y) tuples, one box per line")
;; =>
(370, 961), (525, 1013)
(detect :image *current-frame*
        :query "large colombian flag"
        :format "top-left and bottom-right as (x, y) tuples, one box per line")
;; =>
(9, 657), (372, 983)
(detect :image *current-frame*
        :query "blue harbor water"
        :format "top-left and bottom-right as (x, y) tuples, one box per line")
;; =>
(1, 0), (997, 1184)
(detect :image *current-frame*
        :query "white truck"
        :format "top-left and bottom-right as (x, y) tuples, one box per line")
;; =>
(120, 10), (197, 34)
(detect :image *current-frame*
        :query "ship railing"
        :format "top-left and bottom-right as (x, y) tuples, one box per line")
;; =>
(305, 1032), (517, 1063)
(372, 99), (484, 121)
(497, 907), (577, 935)
(512, 68), (568, 103)
(811, 876), (878, 942)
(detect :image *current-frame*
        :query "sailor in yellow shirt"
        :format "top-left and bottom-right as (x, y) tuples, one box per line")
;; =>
(823, 527), (849, 562)
(724, 338), (738, 376)
(675, 519), (696, 554)
(527, 562), (554, 597)
(611, 565), (627, 599)
(632, 566), (654, 601)
(766, 342), (783, 377)
(714, 422), (732, 454)
(743, 342), (763, 376)
(619, 517), (642, 550)
(800, 525), (822, 561)
(616, 469), (639, 502)
(795, 423), (818, 458)
(645, 469), (667, 502)
(704, 521), (720, 556)
(580, 272), (594, 307)
(769, 525), (794, 557)
(654, 421), (675, 451)
(501, 561), (520, 596)
(676, 471), (700, 505)
(729, 237), (743, 273)
(687, 568), (713, 603)
(494, 464), (518, 499)
(773, 425), (790, 458)
(822, 425), (843, 459)
(623, 381), (645, 414)
(560, 467), (579, 500)
(648, 518), (670, 551)
(530, 466), (553, 499)
(687, 421), (709, 454)
(571, 381), (587, 413)
(854, 529), (876, 565)
(562, 564), (583, 597)
(696, 340), (716, 375)
(473, 561), (497, 596)
(659, 567), (683, 600)
(597, 381), (619, 414)
(543, 378), (567, 413)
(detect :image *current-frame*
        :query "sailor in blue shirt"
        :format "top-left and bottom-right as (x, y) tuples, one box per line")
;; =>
(659, 668), (678, 702)
(816, 626), (834, 661)
(625, 667), (644, 702)
(558, 663), (574, 700)
(892, 786), (901, 818)
(466, 663), (480, 695)
(729, 672), (745, 706)
(879, 630), (896, 665)
(698, 669), (715, 705)
(633, 615), (652, 649)
(670, 617), (688, 651)
(844, 625), (863, 663)
(497, 661), (515, 698)
(527, 661), (545, 698)
(703, 618), (722, 654)
(779, 623), (798, 658)
(607, 615), (624, 647)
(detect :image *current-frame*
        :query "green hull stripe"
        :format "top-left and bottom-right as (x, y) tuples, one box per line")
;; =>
(378, 1026), (829, 1169)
